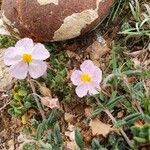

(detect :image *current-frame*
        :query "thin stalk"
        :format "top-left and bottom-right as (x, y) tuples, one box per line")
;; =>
(94, 97), (133, 148)
(0, 100), (11, 112)
(28, 78), (46, 120)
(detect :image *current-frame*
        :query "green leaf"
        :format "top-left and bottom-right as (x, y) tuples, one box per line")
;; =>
(106, 95), (124, 109)
(13, 93), (21, 101)
(123, 70), (142, 75)
(91, 138), (106, 150)
(8, 107), (23, 117)
(22, 142), (36, 150)
(124, 113), (142, 123)
(90, 107), (103, 118)
(131, 126), (141, 137)
(31, 118), (39, 128)
(24, 101), (32, 109)
(114, 120), (126, 128)
(47, 110), (56, 126)
(53, 123), (63, 146)
(75, 128), (84, 150)
(18, 89), (28, 96)
(98, 92), (105, 101)
(39, 141), (52, 150)
(35, 120), (47, 140)
(134, 137), (147, 143)
(115, 113), (142, 127)
(143, 114), (150, 123)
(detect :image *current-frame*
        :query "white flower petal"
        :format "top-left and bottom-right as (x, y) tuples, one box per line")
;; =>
(15, 38), (34, 51)
(75, 84), (89, 98)
(32, 43), (50, 60)
(29, 60), (47, 79)
(10, 62), (28, 79)
(88, 82), (101, 95)
(93, 67), (102, 83)
(80, 60), (95, 75)
(71, 70), (82, 85)
(4, 47), (22, 65)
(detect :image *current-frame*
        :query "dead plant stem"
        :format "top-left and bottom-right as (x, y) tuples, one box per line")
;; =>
(95, 97), (133, 148)
(28, 78), (46, 120)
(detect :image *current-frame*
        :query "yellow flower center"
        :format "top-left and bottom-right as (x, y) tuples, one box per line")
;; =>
(80, 73), (92, 83)
(22, 54), (32, 63)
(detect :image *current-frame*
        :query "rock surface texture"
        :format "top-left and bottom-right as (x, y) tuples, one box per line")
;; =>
(1, 0), (114, 42)
(0, 17), (13, 90)
(0, 49), (14, 90)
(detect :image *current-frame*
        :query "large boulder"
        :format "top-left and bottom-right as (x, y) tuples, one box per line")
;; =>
(1, 0), (114, 42)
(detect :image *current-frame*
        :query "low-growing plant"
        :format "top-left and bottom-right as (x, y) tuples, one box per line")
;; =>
(8, 81), (34, 117)
(46, 45), (75, 103)
(121, 0), (150, 37)
(0, 35), (17, 48)
(131, 124), (150, 148)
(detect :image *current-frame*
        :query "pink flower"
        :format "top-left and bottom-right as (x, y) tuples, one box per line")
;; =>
(71, 60), (102, 97)
(41, 97), (59, 109)
(48, 98), (60, 109)
(4, 38), (50, 79)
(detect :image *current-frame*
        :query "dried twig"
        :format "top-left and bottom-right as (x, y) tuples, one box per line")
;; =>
(28, 78), (46, 120)
(0, 100), (10, 112)
(94, 97), (133, 148)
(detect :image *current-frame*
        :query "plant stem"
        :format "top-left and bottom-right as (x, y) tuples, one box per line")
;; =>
(28, 78), (46, 120)
(94, 97), (133, 148)
(0, 100), (11, 112)
(104, 109), (133, 148)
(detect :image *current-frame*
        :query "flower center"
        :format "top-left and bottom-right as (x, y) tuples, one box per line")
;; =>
(22, 54), (32, 63)
(80, 73), (92, 83)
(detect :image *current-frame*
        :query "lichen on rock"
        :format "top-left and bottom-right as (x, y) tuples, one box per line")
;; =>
(0, 49), (14, 90)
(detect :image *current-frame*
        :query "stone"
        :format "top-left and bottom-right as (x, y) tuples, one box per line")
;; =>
(1, 0), (114, 42)
(0, 48), (14, 90)
(0, 18), (10, 35)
